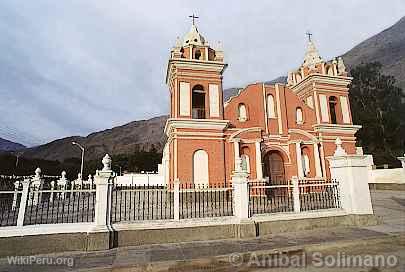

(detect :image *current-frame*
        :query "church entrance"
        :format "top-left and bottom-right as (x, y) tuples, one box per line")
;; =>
(263, 151), (285, 184)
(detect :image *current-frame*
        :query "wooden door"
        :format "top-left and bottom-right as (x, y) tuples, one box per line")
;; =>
(265, 152), (285, 184)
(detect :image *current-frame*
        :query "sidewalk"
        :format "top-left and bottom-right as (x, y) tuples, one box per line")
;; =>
(0, 190), (404, 272)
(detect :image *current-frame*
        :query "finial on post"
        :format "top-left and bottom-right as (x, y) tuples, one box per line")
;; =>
(102, 154), (112, 171)
(35, 167), (41, 178)
(334, 137), (347, 156)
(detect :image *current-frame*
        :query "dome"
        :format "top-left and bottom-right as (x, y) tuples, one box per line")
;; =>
(183, 24), (206, 46)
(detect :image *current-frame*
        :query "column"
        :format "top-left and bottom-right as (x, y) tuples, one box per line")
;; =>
(17, 179), (30, 227)
(255, 141), (263, 180)
(327, 139), (373, 214)
(94, 154), (115, 230)
(173, 179), (180, 221)
(233, 139), (240, 170)
(295, 142), (304, 178)
(232, 158), (249, 221)
(313, 143), (323, 177)
(291, 176), (300, 213)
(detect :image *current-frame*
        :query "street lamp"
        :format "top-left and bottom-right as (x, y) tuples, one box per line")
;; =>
(72, 142), (85, 180)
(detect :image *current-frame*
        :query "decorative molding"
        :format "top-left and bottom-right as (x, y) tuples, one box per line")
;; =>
(313, 124), (361, 134)
(164, 118), (229, 135)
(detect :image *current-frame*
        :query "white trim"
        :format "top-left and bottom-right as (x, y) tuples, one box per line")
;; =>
(0, 223), (94, 238)
(262, 84), (269, 134)
(275, 84), (283, 134)
(313, 124), (361, 134)
(252, 209), (346, 222)
(165, 119), (229, 135)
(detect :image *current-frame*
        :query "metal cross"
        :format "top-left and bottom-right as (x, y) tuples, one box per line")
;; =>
(189, 14), (199, 25)
(306, 31), (313, 42)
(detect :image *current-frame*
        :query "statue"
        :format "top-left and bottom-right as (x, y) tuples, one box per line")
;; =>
(102, 154), (112, 171)
(337, 57), (346, 74)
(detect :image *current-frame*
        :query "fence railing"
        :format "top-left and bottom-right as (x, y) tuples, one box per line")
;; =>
(0, 163), (342, 230)
(179, 183), (233, 219)
(248, 177), (341, 216)
(112, 184), (173, 223)
(298, 178), (341, 211)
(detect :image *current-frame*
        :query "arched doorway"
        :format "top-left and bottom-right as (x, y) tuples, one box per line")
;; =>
(263, 151), (285, 184)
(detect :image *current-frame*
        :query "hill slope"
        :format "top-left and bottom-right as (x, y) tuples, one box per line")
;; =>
(343, 16), (405, 91)
(22, 116), (167, 162)
(0, 137), (25, 152)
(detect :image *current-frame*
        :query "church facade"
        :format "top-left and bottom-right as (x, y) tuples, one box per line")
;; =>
(162, 22), (361, 186)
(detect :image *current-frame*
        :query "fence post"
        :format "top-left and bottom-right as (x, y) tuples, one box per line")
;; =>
(291, 176), (301, 213)
(32, 168), (43, 206)
(49, 180), (55, 202)
(16, 178), (30, 227)
(327, 138), (373, 214)
(58, 171), (68, 199)
(94, 154), (115, 230)
(232, 158), (249, 221)
(173, 179), (180, 221)
(12, 181), (20, 210)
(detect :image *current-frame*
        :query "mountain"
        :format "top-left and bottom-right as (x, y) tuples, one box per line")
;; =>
(0, 137), (25, 152)
(22, 116), (168, 162)
(342, 16), (405, 91)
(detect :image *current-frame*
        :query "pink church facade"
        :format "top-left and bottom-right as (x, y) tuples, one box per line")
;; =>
(162, 22), (360, 186)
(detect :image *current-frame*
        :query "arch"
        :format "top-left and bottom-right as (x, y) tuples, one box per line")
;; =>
(267, 95), (276, 118)
(192, 85), (205, 119)
(238, 103), (247, 122)
(301, 146), (311, 177)
(193, 150), (209, 186)
(194, 49), (202, 60)
(327, 66), (334, 76)
(262, 145), (291, 164)
(296, 107), (303, 124)
(263, 151), (285, 183)
(241, 154), (250, 173)
(328, 96), (338, 124)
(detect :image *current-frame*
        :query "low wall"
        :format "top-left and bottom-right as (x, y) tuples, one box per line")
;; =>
(0, 213), (379, 258)
(369, 168), (404, 184)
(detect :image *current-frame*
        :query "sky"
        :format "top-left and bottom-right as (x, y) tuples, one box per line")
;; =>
(1, 0), (404, 147)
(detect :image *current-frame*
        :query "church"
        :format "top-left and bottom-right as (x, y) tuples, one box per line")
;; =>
(162, 20), (361, 186)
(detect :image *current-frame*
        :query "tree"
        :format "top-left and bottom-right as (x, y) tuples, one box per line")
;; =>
(349, 62), (405, 166)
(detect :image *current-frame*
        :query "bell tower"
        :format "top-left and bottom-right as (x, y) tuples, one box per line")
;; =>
(163, 17), (229, 185)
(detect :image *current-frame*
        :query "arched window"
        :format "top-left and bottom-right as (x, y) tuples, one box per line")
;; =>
(241, 154), (250, 173)
(327, 66), (334, 76)
(238, 103), (247, 122)
(329, 96), (338, 124)
(267, 95), (276, 118)
(193, 150), (209, 186)
(301, 147), (310, 177)
(296, 107), (303, 124)
(194, 49), (201, 60)
(192, 85), (205, 119)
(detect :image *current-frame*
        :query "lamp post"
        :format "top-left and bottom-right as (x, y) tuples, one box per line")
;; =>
(72, 142), (85, 180)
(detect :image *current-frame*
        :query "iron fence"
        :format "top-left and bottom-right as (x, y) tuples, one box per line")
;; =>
(179, 183), (233, 219)
(24, 179), (96, 225)
(249, 181), (294, 215)
(299, 179), (341, 211)
(0, 176), (23, 226)
(111, 184), (173, 223)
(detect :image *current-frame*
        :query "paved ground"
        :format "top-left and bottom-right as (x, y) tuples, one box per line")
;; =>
(0, 190), (404, 272)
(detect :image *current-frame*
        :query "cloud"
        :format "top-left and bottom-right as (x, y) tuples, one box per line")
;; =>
(0, 0), (404, 146)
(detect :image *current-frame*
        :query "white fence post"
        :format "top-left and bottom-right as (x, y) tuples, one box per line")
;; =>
(49, 180), (55, 202)
(94, 154), (115, 230)
(327, 138), (373, 215)
(232, 158), (249, 221)
(17, 178), (30, 227)
(32, 168), (43, 206)
(174, 179), (180, 221)
(398, 154), (405, 176)
(12, 181), (19, 210)
(291, 176), (301, 213)
(58, 171), (68, 199)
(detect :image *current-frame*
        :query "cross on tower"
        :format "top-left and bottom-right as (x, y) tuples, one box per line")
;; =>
(189, 14), (199, 25)
(306, 31), (313, 42)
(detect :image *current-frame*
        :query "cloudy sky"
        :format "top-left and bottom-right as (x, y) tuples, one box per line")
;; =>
(1, 0), (404, 147)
